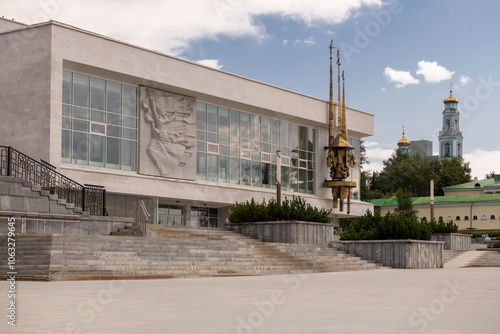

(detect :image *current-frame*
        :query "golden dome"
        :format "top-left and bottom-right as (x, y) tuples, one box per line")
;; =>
(397, 134), (410, 147)
(397, 126), (410, 147)
(443, 90), (458, 103)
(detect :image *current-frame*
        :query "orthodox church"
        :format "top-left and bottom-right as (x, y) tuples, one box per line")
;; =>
(397, 88), (463, 161)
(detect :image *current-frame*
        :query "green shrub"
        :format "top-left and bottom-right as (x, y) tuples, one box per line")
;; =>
(489, 241), (500, 248)
(228, 196), (331, 224)
(340, 210), (432, 241)
(429, 218), (459, 233)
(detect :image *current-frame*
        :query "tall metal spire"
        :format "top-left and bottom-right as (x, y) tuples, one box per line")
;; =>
(328, 40), (335, 147)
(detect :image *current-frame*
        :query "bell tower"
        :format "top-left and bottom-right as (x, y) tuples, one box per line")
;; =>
(438, 85), (463, 159)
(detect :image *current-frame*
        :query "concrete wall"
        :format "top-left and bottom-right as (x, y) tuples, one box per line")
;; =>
(431, 233), (471, 251)
(227, 221), (336, 245)
(0, 24), (53, 161)
(339, 240), (444, 269)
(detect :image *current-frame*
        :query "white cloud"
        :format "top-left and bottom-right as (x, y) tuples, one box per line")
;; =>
(283, 39), (288, 46)
(384, 67), (420, 88)
(464, 149), (500, 180)
(459, 75), (471, 87)
(416, 61), (455, 83)
(0, 0), (384, 55)
(363, 142), (394, 172)
(292, 36), (316, 46)
(195, 59), (223, 70)
(380, 87), (386, 92)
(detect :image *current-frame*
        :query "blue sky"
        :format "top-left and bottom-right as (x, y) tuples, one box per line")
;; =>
(2, 0), (498, 179)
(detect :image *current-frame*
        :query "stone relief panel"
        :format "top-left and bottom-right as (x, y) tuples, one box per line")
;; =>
(138, 86), (196, 179)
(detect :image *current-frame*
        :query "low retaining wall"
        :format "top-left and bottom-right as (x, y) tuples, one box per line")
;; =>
(0, 212), (134, 235)
(431, 233), (471, 251)
(226, 221), (336, 245)
(339, 240), (444, 269)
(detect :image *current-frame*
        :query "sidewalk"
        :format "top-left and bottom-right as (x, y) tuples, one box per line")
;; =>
(1, 267), (499, 333)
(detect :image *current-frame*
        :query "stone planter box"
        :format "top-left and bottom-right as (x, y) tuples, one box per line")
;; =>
(339, 240), (444, 269)
(226, 221), (336, 245)
(431, 233), (471, 251)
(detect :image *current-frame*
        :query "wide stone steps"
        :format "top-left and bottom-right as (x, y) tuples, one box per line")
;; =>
(0, 227), (380, 280)
(467, 250), (500, 267)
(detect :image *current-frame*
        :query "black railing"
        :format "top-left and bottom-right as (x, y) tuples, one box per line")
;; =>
(0, 146), (106, 216)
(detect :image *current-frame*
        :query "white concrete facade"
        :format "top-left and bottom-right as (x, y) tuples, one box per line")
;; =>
(0, 19), (374, 226)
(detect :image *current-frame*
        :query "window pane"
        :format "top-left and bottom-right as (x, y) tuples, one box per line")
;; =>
(219, 155), (228, 183)
(280, 121), (288, 147)
(207, 104), (218, 133)
(251, 161), (261, 187)
(197, 152), (207, 180)
(308, 170), (314, 194)
(196, 102), (207, 130)
(73, 74), (89, 107)
(299, 126), (308, 150)
(281, 166), (289, 191)
(91, 110), (105, 123)
(73, 119), (89, 132)
(241, 159), (250, 186)
(251, 114), (260, 141)
(240, 112), (250, 139)
(63, 71), (73, 105)
(107, 81), (122, 113)
(261, 162), (271, 188)
(74, 107), (89, 120)
(90, 135), (105, 167)
(207, 154), (218, 182)
(219, 145), (229, 156)
(107, 125), (121, 138)
(121, 139), (136, 171)
(230, 157), (240, 184)
(289, 124), (298, 149)
(90, 77), (106, 111)
(107, 137), (121, 168)
(261, 117), (270, 143)
(197, 141), (206, 152)
(62, 117), (72, 130)
(123, 128), (137, 140)
(230, 109), (239, 137)
(61, 130), (71, 162)
(271, 119), (280, 145)
(123, 116), (137, 129)
(91, 123), (105, 134)
(207, 133), (218, 144)
(63, 105), (72, 117)
(72, 132), (88, 165)
(122, 85), (137, 116)
(107, 113), (121, 125)
(219, 107), (229, 134)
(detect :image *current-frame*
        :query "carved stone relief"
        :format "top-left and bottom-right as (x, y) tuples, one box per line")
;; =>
(138, 87), (196, 179)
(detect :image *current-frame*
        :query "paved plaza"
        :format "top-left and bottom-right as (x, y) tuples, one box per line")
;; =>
(1, 267), (499, 334)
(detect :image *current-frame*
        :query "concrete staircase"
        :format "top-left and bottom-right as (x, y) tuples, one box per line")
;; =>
(466, 250), (500, 267)
(0, 226), (380, 281)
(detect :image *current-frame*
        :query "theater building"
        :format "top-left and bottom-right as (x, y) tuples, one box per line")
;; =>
(0, 17), (374, 227)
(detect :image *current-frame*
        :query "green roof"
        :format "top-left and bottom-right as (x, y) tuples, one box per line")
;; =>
(444, 175), (500, 190)
(369, 193), (500, 207)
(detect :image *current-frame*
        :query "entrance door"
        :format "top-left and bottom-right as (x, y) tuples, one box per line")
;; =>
(158, 204), (184, 226)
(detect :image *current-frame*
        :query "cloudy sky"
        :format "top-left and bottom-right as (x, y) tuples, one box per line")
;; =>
(1, 0), (498, 179)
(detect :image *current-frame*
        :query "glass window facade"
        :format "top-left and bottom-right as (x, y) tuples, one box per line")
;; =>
(196, 102), (316, 194)
(191, 207), (218, 228)
(62, 71), (138, 171)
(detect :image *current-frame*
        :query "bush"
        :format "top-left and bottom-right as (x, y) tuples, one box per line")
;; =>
(340, 210), (432, 241)
(488, 241), (500, 248)
(428, 218), (459, 233)
(228, 196), (331, 224)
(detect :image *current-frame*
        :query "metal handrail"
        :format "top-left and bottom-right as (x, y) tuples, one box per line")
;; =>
(0, 145), (106, 216)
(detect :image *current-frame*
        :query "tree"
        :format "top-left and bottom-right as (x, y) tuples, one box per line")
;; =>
(376, 150), (432, 196)
(430, 158), (471, 195)
(395, 188), (417, 217)
(486, 171), (495, 179)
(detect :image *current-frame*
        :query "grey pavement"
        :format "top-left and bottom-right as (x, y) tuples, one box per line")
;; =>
(1, 267), (499, 334)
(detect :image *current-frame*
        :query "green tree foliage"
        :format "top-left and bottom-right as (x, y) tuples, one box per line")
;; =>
(427, 218), (459, 233)
(228, 196), (332, 224)
(365, 150), (472, 198)
(395, 188), (417, 217)
(340, 210), (432, 240)
(376, 150), (431, 196)
(430, 158), (471, 195)
(485, 171), (495, 179)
